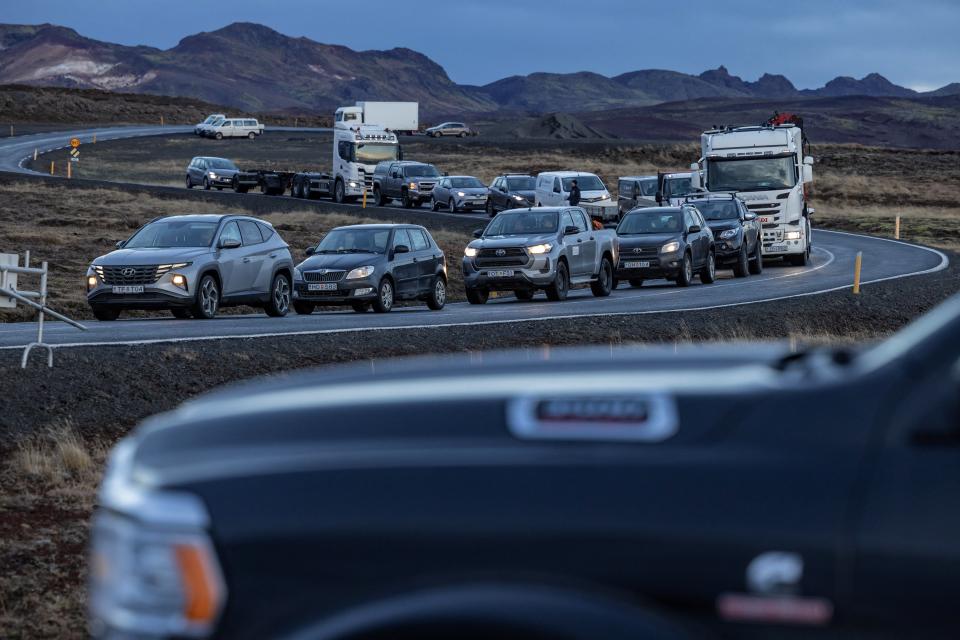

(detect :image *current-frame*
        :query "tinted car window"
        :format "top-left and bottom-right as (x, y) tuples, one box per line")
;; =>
(562, 175), (604, 191)
(561, 211), (576, 231)
(619, 180), (633, 197)
(639, 179), (658, 196)
(506, 177), (535, 190)
(392, 229), (412, 249)
(572, 210), (588, 232)
(317, 228), (390, 253)
(126, 220), (218, 248)
(486, 211), (559, 236)
(220, 221), (242, 245)
(618, 210), (683, 234)
(257, 223), (275, 241)
(410, 229), (429, 251)
(207, 158), (237, 170)
(450, 177), (484, 188)
(239, 220), (264, 245)
(403, 164), (440, 178)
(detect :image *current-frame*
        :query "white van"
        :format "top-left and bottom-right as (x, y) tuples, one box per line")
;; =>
(195, 113), (225, 136)
(206, 118), (265, 140)
(535, 171), (611, 207)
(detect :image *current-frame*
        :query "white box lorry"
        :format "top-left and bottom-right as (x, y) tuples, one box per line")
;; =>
(334, 102), (419, 135)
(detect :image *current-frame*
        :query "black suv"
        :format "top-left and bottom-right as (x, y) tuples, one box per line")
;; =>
(486, 174), (536, 216)
(372, 161), (442, 208)
(615, 205), (716, 287)
(686, 194), (763, 277)
(292, 224), (447, 314)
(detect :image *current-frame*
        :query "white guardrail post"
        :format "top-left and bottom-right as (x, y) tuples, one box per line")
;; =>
(1, 252), (87, 368)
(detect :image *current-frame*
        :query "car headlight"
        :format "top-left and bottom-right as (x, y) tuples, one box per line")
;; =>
(294, 267), (303, 281)
(661, 241), (680, 253)
(409, 182), (418, 189)
(348, 181), (357, 188)
(208, 171), (216, 179)
(86, 275), (98, 290)
(784, 230), (802, 240)
(170, 274), (188, 290)
(457, 191), (466, 197)
(345, 265), (375, 279)
(527, 243), (553, 255)
(513, 195), (524, 201)
(158, 263), (192, 270)
(719, 229), (740, 239)
(464, 246), (478, 257)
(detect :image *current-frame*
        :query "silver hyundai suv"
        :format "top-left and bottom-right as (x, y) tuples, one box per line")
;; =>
(85, 214), (294, 321)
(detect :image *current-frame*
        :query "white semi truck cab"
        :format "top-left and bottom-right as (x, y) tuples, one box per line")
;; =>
(331, 124), (401, 201)
(692, 124), (814, 266)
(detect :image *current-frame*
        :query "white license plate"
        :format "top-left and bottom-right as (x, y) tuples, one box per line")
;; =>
(623, 261), (650, 269)
(766, 244), (788, 252)
(308, 283), (338, 291)
(111, 286), (144, 294)
(488, 270), (515, 278)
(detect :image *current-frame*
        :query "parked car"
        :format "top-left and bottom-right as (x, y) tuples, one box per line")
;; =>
(292, 224), (446, 314)
(185, 156), (247, 191)
(372, 161), (442, 208)
(535, 171), (611, 208)
(617, 175), (658, 216)
(205, 118), (264, 140)
(486, 174), (536, 216)
(194, 113), (225, 136)
(615, 205), (715, 288)
(88, 292), (960, 640)
(85, 214), (293, 321)
(425, 122), (477, 138)
(431, 175), (488, 212)
(685, 194), (763, 277)
(660, 171), (700, 206)
(462, 207), (617, 304)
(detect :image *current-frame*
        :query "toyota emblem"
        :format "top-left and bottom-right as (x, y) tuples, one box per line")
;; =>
(121, 267), (136, 277)
(632, 248), (643, 254)
(496, 249), (506, 257)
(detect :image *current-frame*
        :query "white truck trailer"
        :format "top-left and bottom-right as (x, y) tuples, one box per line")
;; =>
(691, 123), (814, 265)
(334, 102), (419, 135)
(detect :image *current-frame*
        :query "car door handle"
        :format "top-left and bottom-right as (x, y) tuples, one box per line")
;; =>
(269, 253), (277, 258)
(577, 239), (583, 243)
(412, 257), (419, 263)
(242, 257), (251, 263)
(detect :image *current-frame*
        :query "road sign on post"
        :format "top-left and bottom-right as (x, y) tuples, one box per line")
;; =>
(70, 137), (80, 148)
(0, 253), (17, 308)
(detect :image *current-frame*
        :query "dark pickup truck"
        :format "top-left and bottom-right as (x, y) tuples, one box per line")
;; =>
(372, 160), (443, 208)
(89, 293), (960, 640)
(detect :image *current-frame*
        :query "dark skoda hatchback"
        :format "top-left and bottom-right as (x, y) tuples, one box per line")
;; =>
(292, 224), (447, 314)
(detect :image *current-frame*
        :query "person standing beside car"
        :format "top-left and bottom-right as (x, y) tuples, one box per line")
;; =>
(568, 179), (581, 206)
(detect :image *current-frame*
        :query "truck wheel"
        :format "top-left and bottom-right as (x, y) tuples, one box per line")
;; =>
(291, 179), (301, 198)
(677, 253), (693, 287)
(700, 251), (716, 284)
(514, 289), (535, 301)
(192, 274), (220, 319)
(372, 278), (394, 313)
(733, 244), (749, 278)
(304, 180), (316, 200)
(629, 278), (644, 288)
(789, 243), (811, 267)
(334, 179), (346, 204)
(293, 301), (315, 315)
(264, 273), (291, 317)
(248, 132), (256, 140)
(466, 288), (489, 305)
(545, 261), (569, 301)
(185, 175), (193, 189)
(374, 186), (386, 207)
(426, 277), (446, 311)
(590, 256), (614, 297)
(215, 132), (223, 140)
(749, 241), (763, 274)
(91, 306), (120, 321)
(431, 197), (440, 212)
(202, 177), (211, 191)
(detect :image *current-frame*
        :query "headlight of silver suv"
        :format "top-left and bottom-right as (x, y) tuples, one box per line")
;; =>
(345, 265), (375, 279)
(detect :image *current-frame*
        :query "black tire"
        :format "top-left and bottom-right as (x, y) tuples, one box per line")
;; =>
(202, 177), (211, 191)
(171, 308), (192, 319)
(91, 306), (120, 321)
(590, 256), (614, 297)
(185, 175), (193, 189)
(426, 277), (446, 310)
(449, 198), (458, 213)
(459, 131), (467, 138)
(514, 289), (535, 301)
(372, 278), (394, 313)
(248, 131), (256, 140)
(374, 186), (386, 207)
(700, 251), (717, 284)
(733, 243), (749, 278)
(215, 132), (223, 140)
(629, 278), (644, 288)
(749, 240), (764, 275)
(293, 301), (315, 315)
(402, 191), (414, 209)
(236, 186), (248, 194)
(334, 179), (346, 204)
(431, 197), (440, 212)
(303, 180), (316, 200)
(292, 179), (302, 198)
(265, 273), (291, 317)
(545, 261), (569, 301)
(192, 274), (220, 319)
(216, 187), (223, 191)
(788, 243), (811, 267)
(486, 199), (496, 217)
(677, 252), (693, 287)
(466, 288), (489, 305)
(351, 302), (369, 313)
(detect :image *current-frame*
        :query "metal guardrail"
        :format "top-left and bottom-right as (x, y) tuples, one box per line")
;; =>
(1, 251), (87, 368)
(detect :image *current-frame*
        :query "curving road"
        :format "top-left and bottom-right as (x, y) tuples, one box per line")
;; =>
(0, 127), (951, 349)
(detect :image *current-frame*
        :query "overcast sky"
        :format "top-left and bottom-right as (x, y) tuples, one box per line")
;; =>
(5, 0), (958, 90)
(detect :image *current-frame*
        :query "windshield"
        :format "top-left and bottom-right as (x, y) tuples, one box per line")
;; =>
(315, 228), (390, 254)
(450, 177), (484, 189)
(203, 115), (217, 124)
(708, 155), (798, 192)
(618, 210), (683, 234)
(506, 177), (536, 190)
(356, 143), (399, 164)
(210, 117), (224, 126)
(125, 221), (218, 248)
(562, 176), (605, 192)
(207, 158), (237, 170)
(664, 177), (694, 198)
(691, 201), (739, 220)
(485, 211), (559, 236)
(404, 164), (440, 178)
(638, 178), (658, 196)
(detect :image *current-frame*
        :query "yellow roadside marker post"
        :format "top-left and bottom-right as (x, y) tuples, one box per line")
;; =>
(852, 251), (863, 294)
(894, 215), (901, 240)
(160, 115), (165, 127)
(93, 134), (97, 144)
(50, 161), (55, 175)
(67, 161), (71, 179)
(362, 187), (367, 208)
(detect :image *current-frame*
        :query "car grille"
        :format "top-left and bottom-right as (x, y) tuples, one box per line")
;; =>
(303, 270), (346, 282)
(418, 181), (436, 192)
(476, 247), (528, 268)
(763, 229), (784, 242)
(93, 264), (172, 285)
(621, 246), (659, 258)
(746, 202), (780, 213)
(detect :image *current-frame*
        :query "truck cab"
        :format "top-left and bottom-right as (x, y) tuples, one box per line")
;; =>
(331, 125), (400, 202)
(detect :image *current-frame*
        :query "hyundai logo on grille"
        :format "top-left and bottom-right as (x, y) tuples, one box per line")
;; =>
(496, 249), (506, 257)
(121, 268), (137, 277)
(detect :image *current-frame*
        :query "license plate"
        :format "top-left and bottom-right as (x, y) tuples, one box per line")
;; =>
(622, 261), (650, 269)
(487, 270), (515, 278)
(308, 283), (338, 291)
(111, 286), (144, 294)
(766, 244), (788, 252)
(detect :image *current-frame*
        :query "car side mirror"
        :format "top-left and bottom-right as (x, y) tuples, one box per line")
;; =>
(689, 164), (702, 190)
(115, 240), (126, 249)
(473, 228), (484, 238)
(688, 225), (701, 234)
(394, 244), (410, 254)
(564, 225), (579, 235)
(744, 212), (757, 221)
(802, 164), (813, 184)
(220, 238), (241, 249)
(305, 246), (316, 256)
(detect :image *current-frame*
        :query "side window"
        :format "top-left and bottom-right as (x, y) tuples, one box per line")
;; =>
(560, 211), (575, 231)
(618, 180), (631, 197)
(553, 177), (562, 193)
(257, 223), (275, 241)
(683, 209), (696, 229)
(238, 220), (264, 245)
(392, 229), (411, 249)
(220, 221), (241, 245)
(696, 211), (707, 227)
(573, 210), (588, 232)
(410, 229), (429, 251)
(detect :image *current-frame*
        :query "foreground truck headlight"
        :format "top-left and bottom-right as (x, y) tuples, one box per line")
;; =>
(89, 441), (226, 639)
(784, 230), (802, 240)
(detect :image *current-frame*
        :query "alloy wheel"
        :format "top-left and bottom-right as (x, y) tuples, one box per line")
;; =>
(273, 277), (290, 314)
(201, 278), (219, 317)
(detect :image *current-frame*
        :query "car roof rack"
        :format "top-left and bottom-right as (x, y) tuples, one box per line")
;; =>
(684, 191), (739, 203)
